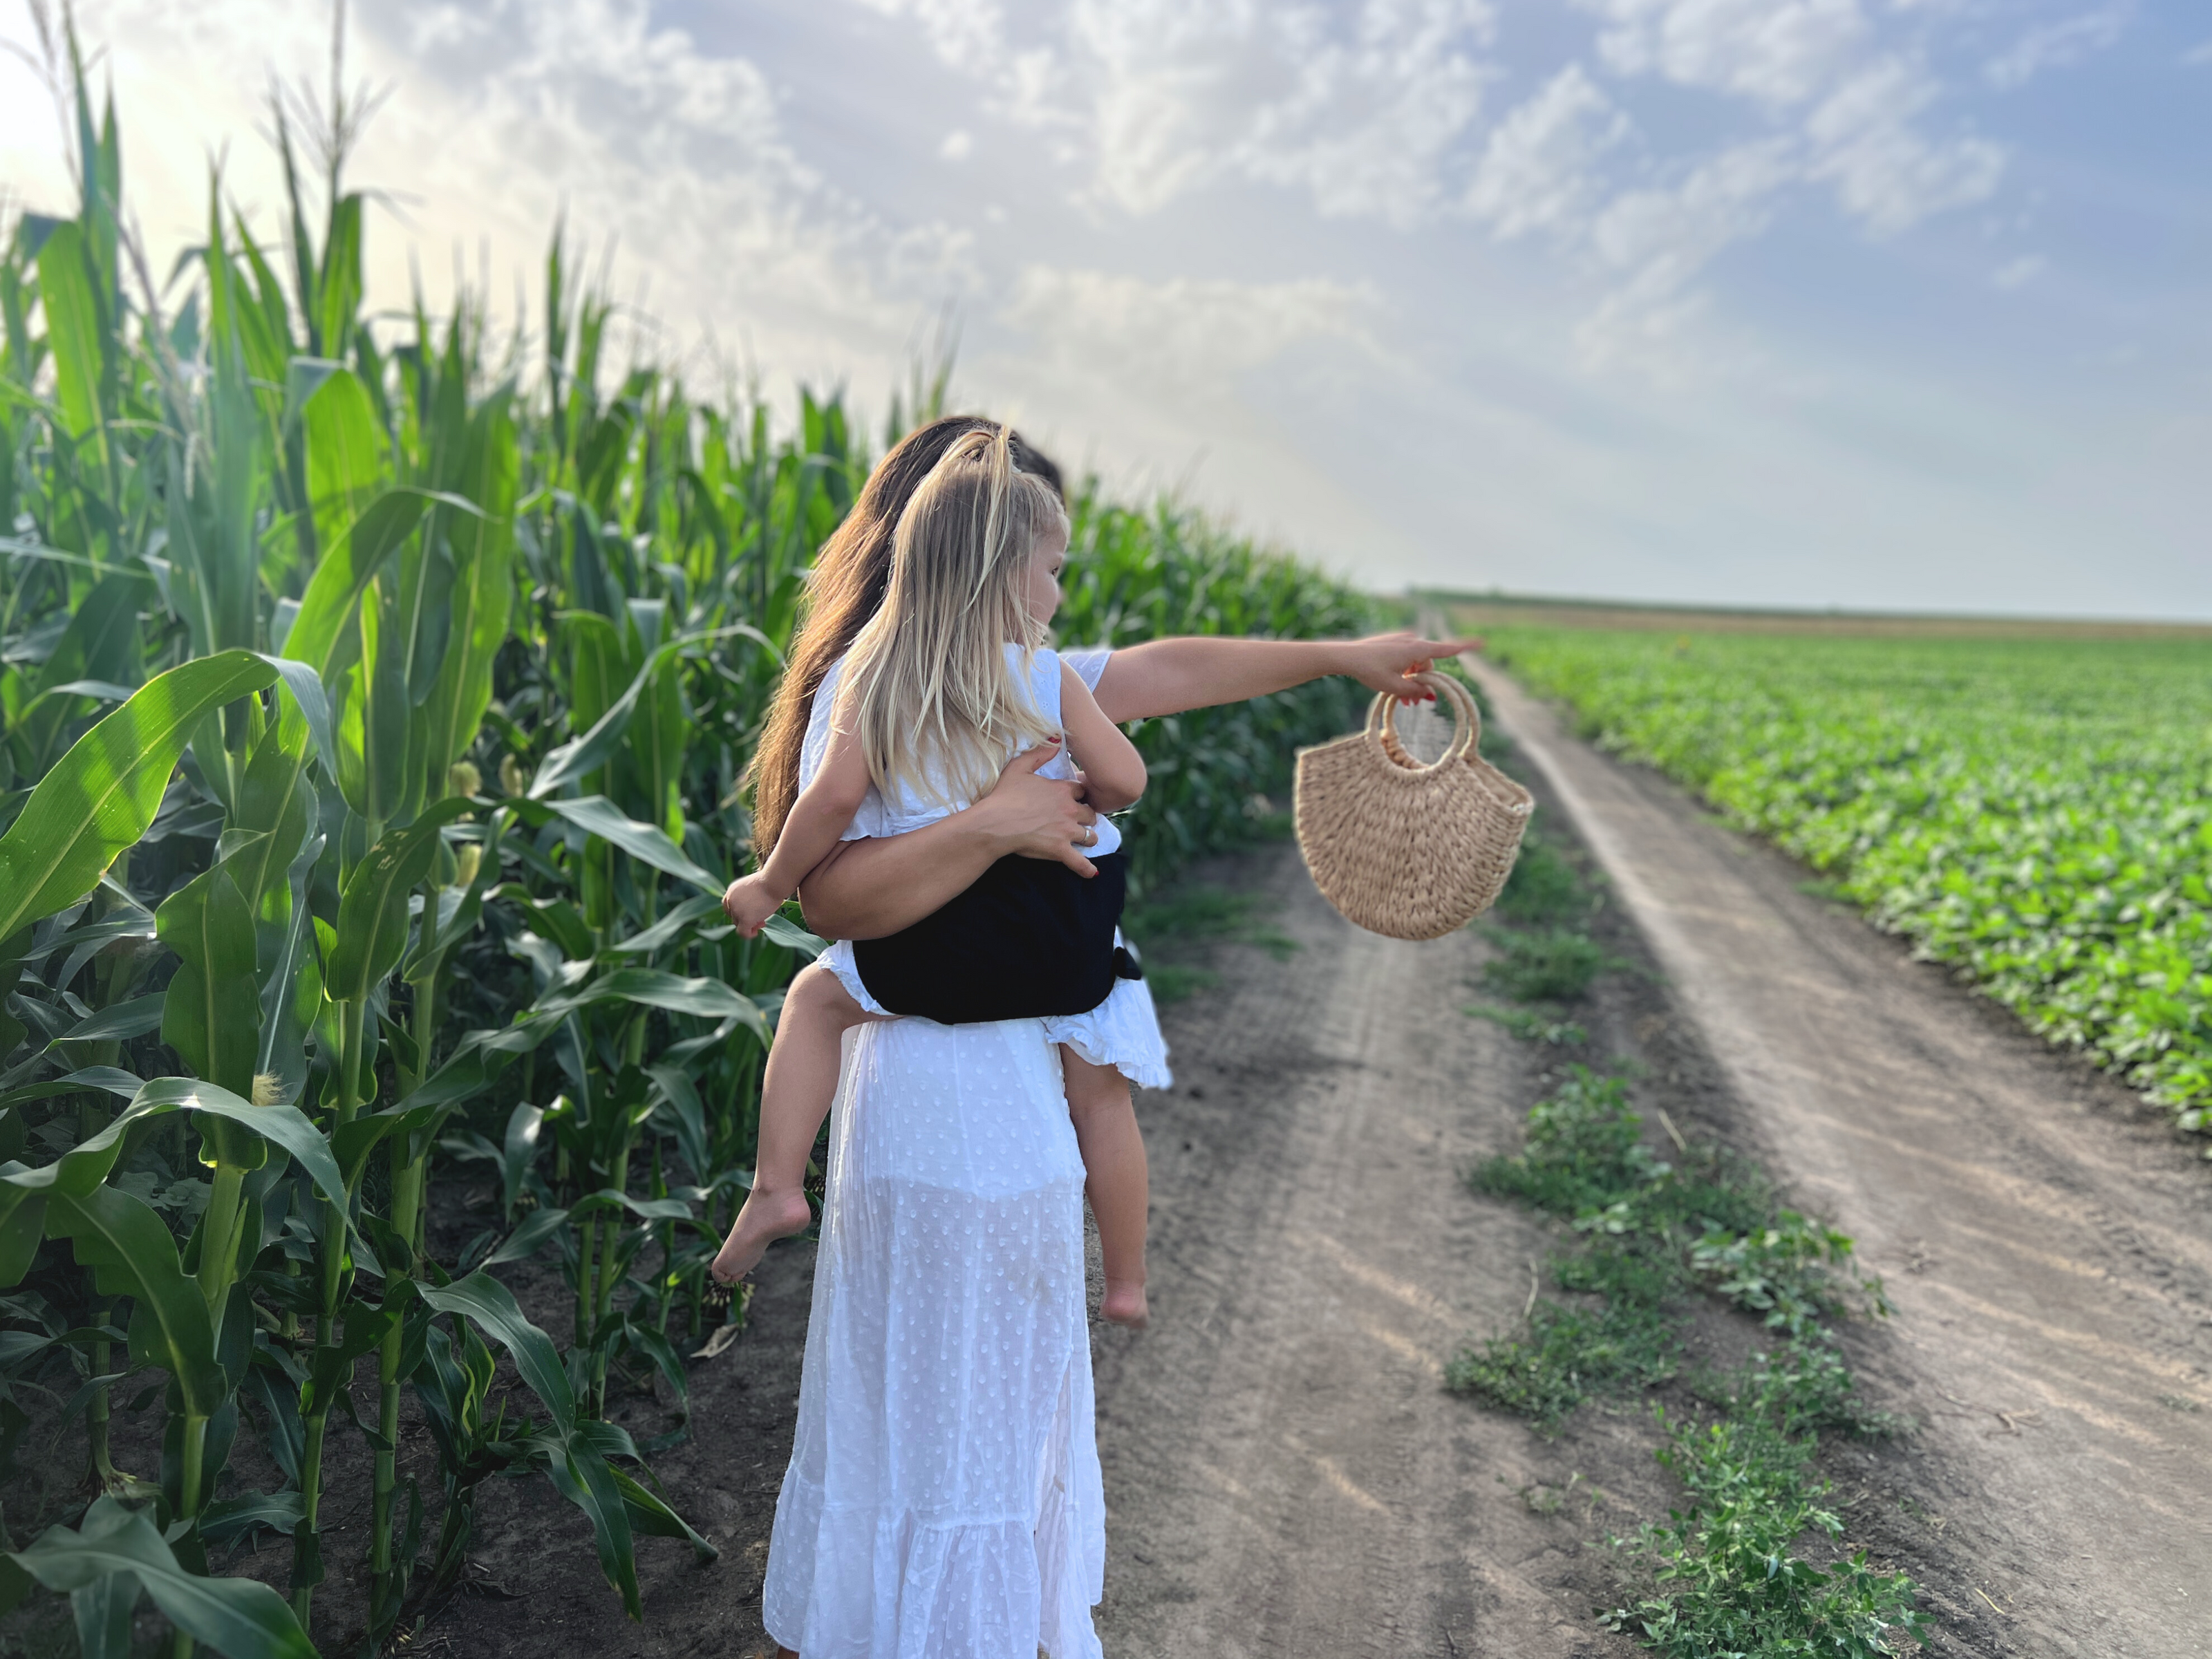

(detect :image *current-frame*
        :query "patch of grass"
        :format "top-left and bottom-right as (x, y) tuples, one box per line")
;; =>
(1470, 1068), (1660, 1215)
(1125, 886), (1298, 960)
(1464, 1003), (1587, 1045)
(1496, 829), (1591, 926)
(1451, 1067), (1924, 1656)
(1142, 964), (1219, 1005)
(1482, 927), (1618, 1002)
(1446, 1273), (1681, 1429)
(1123, 882), (1297, 1004)
(1606, 1403), (1929, 1658)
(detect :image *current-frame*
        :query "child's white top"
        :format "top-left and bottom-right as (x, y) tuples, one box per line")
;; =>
(800, 643), (1121, 857)
(798, 641), (1167, 1088)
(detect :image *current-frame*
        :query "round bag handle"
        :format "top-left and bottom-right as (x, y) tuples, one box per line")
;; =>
(1364, 670), (1481, 774)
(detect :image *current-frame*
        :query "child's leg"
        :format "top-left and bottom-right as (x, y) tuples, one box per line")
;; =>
(712, 963), (883, 1284)
(1061, 1047), (1150, 1328)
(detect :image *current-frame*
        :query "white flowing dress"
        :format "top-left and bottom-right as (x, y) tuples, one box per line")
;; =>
(761, 646), (1169, 1659)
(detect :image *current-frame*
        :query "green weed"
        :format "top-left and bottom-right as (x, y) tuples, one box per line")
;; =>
(1483, 927), (1618, 1002)
(1605, 1403), (1929, 1659)
(1470, 1068), (1662, 1215)
(1690, 1215), (1892, 1338)
(1141, 964), (1220, 1005)
(1124, 885), (1297, 1004)
(1464, 1004), (1588, 1044)
(1496, 830), (1592, 926)
(1445, 1273), (1680, 1430)
(1125, 886), (1299, 959)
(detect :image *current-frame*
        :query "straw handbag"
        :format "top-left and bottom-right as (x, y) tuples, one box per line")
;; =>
(1293, 671), (1534, 941)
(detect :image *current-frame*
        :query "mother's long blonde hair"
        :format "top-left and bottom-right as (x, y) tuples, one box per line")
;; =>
(839, 427), (1067, 811)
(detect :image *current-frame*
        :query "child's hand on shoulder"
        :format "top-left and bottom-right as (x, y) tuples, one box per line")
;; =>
(722, 872), (788, 938)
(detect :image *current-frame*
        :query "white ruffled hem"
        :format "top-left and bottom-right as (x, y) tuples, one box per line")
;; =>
(762, 1480), (1105, 1659)
(818, 937), (890, 1015)
(819, 937), (1172, 1091)
(1041, 967), (1172, 1090)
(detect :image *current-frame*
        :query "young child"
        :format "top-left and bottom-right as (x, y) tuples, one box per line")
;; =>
(711, 428), (1159, 1327)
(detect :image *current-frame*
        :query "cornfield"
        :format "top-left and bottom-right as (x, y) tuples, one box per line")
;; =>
(0, 48), (1374, 1659)
(1484, 625), (2212, 1141)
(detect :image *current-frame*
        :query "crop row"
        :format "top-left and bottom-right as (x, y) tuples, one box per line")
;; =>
(1483, 626), (2212, 1142)
(0, 53), (1372, 1659)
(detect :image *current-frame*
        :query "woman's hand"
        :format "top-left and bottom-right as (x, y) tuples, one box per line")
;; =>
(794, 742), (1104, 939)
(971, 740), (1103, 877)
(1334, 631), (1485, 703)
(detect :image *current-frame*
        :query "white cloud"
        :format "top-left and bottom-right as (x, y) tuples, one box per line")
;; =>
(1464, 64), (1630, 239)
(2186, 39), (2212, 66)
(854, 0), (1067, 126)
(941, 129), (974, 160)
(1986, 6), (2130, 90)
(1577, 138), (1797, 368)
(1209, 0), (1498, 225)
(864, 0), (1498, 225)
(1993, 254), (2045, 289)
(1500, 1), (2005, 357)
(1582, 0), (1869, 106)
(839, 0), (2017, 372)
(340, 0), (975, 366)
(1804, 57), (2003, 234)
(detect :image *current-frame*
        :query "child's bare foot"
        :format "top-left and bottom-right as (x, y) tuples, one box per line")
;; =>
(1100, 1278), (1149, 1328)
(711, 1187), (812, 1284)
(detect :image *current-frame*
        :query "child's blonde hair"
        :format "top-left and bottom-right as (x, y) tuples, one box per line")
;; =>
(841, 425), (1069, 810)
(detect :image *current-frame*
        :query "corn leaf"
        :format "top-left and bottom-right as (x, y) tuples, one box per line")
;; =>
(33, 222), (101, 444)
(534, 969), (774, 1045)
(417, 1269), (574, 1432)
(324, 798), (474, 1006)
(6, 1496), (315, 1659)
(0, 651), (279, 943)
(532, 795), (720, 895)
(280, 491), (421, 682)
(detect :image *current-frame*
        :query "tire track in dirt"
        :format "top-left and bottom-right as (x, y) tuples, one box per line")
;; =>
(1465, 657), (2212, 1659)
(1088, 847), (1644, 1659)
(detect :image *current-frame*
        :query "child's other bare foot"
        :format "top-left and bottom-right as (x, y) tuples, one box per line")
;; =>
(1101, 1278), (1149, 1328)
(711, 1187), (812, 1284)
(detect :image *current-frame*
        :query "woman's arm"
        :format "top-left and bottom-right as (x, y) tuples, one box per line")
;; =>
(796, 744), (1103, 940)
(1089, 631), (1481, 724)
(1059, 662), (1144, 813)
(797, 629), (1479, 939)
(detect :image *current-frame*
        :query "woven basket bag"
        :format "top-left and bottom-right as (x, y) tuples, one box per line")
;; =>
(1293, 671), (1534, 941)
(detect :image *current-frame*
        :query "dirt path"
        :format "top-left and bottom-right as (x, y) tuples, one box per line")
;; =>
(1465, 658), (2212, 1659)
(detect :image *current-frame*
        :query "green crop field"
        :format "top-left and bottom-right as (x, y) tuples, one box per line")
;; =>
(1482, 624), (2212, 1143)
(0, 61), (1371, 1657)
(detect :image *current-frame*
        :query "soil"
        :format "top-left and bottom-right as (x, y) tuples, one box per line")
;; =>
(8, 667), (2209, 1659)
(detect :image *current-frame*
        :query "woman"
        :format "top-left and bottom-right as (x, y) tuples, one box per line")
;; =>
(753, 416), (1472, 1658)
(756, 418), (1474, 942)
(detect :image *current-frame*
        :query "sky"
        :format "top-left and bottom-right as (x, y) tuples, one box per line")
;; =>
(1, 0), (2206, 617)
